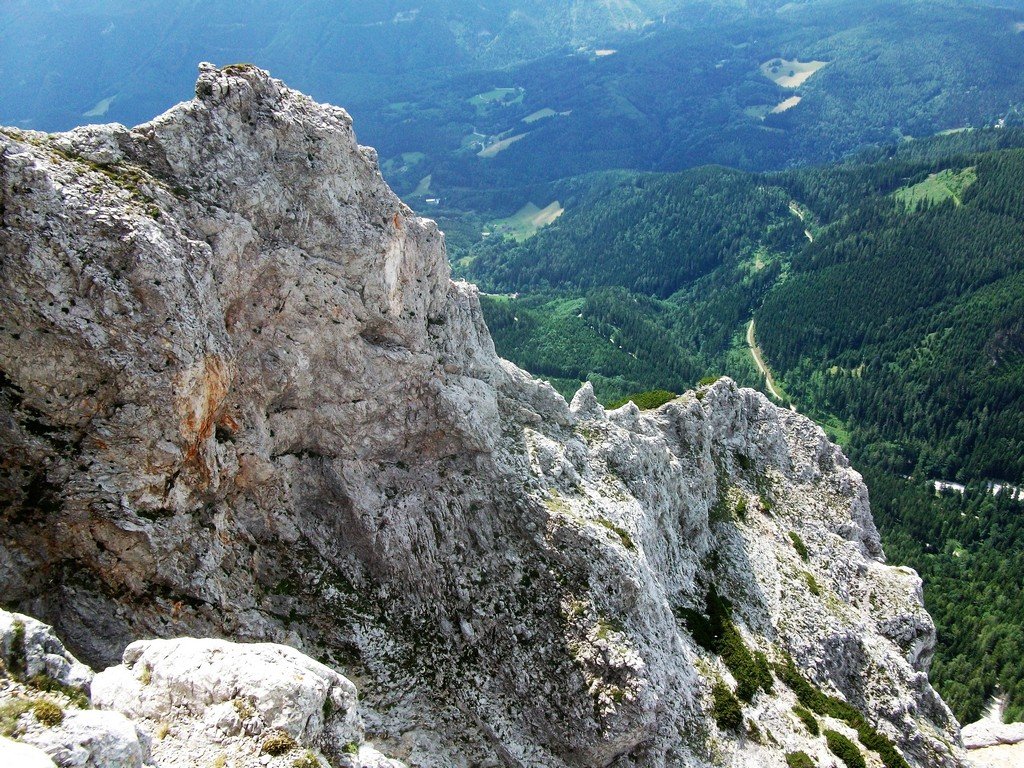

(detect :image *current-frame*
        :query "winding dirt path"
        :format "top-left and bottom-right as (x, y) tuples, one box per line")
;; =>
(747, 319), (784, 401)
(789, 202), (814, 242)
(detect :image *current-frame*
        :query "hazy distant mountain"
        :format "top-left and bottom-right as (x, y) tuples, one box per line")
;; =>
(0, 0), (723, 131)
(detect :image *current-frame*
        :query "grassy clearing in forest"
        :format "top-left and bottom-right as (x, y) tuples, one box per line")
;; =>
(523, 107), (558, 123)
(772, 96), (803, 113)
(485, 201), (564, 240)
(478, 133), (527, 157)
(894, 167), (977, 207)
(760, 59), (828, 88)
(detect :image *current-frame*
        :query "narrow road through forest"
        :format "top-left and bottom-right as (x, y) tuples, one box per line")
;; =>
(747, 319), (784, 401)
(789, 202), (814, 242)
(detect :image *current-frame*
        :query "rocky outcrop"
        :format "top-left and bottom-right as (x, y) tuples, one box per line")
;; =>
(0, 64), (966, 767)
(961, 701), (1024, 768)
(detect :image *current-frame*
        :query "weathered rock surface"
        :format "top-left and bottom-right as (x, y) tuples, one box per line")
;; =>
(19, 709), (149, 768)
(0, 64), (967, 767)
(0, 610), (405, 768)
(962, 717), (1024, 749)
(964, 742), (1024, 768)
(92, 638), (362, 766)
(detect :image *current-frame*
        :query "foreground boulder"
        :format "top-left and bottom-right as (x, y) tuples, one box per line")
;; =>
(0, 609), (405, 767)
(0, 64), (967, 766)
(0, 736), (58, 768)
(0, 609), (145, 768)
(93, 638), (362, 765)
(18, 709), (148, 768)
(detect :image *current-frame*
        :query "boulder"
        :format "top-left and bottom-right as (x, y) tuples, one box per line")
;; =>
(92, 638), (360, 763)
(0, 610), (93, 693)
(19, 709), (148, 768)
(0, 735), (58, 768)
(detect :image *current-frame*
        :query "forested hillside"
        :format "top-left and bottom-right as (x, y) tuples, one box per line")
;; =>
(377, 0), (1024, 200)
(759, 148), (1024, 482)
(470, 131), (1024, 724)
(467, 167), (804, 296)
(469, 163), (802, 404)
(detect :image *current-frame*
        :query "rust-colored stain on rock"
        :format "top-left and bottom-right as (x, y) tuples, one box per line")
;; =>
(173, 355), (231, 463)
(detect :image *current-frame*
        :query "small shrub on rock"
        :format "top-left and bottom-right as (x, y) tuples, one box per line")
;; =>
(606, 389), (676, 411)
(0, 698), (32, 737)
(677, 586), (773, 702)
(776, 655), (910, 768)
(32, 699), (64, 727)
(803, 571), (822, 596)
(9, 620), (27, 677)
(292, 750), (322, 768)
(825, 729), (866, 768)
(789, 531), (809, 560)
(232, 697), (255, 720)
(735, 496), (748, 519)
(711, 681), (743, 731)
(261, 730), (298, 756)
(27, 672), (89, 708)
(720, 622), (773, 702)
(786, 751), (816, 768)
(793, 704), (819, 735)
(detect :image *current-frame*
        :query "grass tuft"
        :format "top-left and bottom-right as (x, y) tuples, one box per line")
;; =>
(32, 699), (64, 727)
(261, 730), (298, 756)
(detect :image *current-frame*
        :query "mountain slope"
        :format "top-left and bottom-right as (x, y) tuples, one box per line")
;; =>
(465, 133), (1024, 724)
(0, 64), (963, 767)
(759, 148), (1024, 482)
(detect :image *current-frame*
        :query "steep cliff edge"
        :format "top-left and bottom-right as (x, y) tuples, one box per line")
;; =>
(0, 64), (964, 767)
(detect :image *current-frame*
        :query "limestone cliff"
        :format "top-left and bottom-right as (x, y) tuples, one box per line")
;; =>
(0, 64), (965, 767)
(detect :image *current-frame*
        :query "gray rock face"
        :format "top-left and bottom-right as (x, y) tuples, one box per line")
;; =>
(0, 64), (965, 767)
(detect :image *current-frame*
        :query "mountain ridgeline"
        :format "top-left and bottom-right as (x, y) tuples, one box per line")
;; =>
(467, 129), (1024, 724)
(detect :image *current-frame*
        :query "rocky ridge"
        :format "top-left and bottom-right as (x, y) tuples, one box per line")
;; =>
(0, 64), (966, 767)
